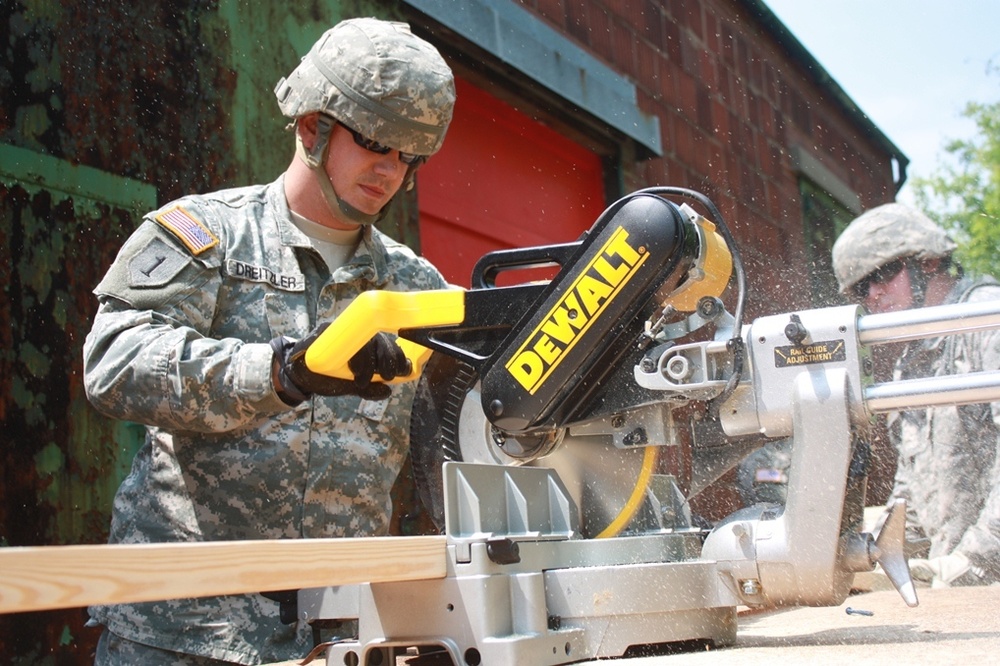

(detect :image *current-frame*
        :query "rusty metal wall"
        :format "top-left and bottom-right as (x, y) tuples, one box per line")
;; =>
(0, 0), (397, 662)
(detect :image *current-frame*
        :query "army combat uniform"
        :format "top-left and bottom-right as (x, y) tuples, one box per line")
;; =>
(888, 277), (1000, 584)
(83, 177), (447, 663)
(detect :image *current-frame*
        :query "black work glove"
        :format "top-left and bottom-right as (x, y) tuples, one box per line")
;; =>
(270, 324), (411, 405)
(260, 589), (299, 625)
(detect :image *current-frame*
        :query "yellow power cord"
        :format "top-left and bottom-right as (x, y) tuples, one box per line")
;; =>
(594, 445), (658, 538)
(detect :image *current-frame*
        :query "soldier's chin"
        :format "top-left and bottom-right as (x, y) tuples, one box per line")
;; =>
(354, 188), (391, 213)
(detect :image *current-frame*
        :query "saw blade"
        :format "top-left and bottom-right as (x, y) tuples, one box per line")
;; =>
(410, 353), (652, 537)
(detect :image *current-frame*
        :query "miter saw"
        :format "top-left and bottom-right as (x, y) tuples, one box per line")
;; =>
(301, 187), (1000, 666)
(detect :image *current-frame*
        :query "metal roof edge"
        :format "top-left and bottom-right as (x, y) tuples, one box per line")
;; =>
(402, 0), (663, 157)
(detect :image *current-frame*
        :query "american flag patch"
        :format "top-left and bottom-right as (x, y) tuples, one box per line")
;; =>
(154, 206), (219, 255)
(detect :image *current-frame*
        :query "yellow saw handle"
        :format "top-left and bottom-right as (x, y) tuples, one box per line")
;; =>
(304, 289), (465, 383)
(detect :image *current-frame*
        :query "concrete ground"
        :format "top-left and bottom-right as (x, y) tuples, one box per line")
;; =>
(618, 585), (999, 665)
(401, 586), (999, 665)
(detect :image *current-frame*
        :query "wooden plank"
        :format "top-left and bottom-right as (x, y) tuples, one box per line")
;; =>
(0, 535), (447, 614)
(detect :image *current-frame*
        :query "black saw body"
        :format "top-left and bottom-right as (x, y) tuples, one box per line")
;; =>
(405, 191), (724, 530)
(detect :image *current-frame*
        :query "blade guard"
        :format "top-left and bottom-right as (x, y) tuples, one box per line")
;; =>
(304, 289), (466, 382)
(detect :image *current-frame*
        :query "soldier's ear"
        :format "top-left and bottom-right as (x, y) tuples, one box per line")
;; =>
(296, 114), (321, 151)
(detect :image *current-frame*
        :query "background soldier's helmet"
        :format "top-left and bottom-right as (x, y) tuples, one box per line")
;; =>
(832, 203), (956, 294)
(274, 17), (456, 157)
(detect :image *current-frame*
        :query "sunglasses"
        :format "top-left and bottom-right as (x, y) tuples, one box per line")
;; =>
(852, 259), (906, 299)
(341, 123), (425, 166)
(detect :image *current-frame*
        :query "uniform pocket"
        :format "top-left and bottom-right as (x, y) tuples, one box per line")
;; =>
(264, 291), (311, 340)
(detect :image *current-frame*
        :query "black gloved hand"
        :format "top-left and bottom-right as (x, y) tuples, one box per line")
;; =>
(270, 324), (411, 405)
(259, 589), (299, 625)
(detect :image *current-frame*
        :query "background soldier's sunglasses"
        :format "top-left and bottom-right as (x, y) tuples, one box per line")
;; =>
(342, 124), (426, 165)
(852, 259), (906, 299)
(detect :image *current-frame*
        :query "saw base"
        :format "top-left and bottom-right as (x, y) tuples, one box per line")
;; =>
(303, 463), (739, 666)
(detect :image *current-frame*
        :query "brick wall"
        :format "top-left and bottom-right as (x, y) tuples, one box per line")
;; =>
(515, 0), (901, 518)
(515, 0), (898, 315)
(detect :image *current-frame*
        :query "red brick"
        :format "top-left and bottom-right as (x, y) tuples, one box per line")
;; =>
(610, 18), (636, 72)
(675, 72), (700, 131)
(746, 89), (760, 128)
(718, 19), (736, 66)
(662, 17), (682, 63)
(709, 98), (729, 141)
(703, 11), (720, 53)
(640, 0), (666, 49)
(530, 0), (566, 27)
(564, 0), (591, 45)
(706, 51), (723, 90)
(586, 5), (614, 61)
(635, 39), (660, 92)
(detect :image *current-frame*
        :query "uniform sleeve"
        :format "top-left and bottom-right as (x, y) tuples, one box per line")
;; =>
(886, 437), (928, 545)
(958, 451), (1000, 577)
(955, 285), (1000, 573)
(83, 220), (290, 433)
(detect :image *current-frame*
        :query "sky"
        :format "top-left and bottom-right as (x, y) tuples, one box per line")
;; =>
(762, 1), (1000, 204)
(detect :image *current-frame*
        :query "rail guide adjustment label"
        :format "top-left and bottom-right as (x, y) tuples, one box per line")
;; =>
(773, 339), (846, 367)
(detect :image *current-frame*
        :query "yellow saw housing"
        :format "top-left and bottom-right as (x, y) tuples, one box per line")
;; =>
(664, 212), (733, 312)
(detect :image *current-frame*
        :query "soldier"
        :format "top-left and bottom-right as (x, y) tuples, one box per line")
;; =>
(832, 203), (1000, 587)
(83, 18), (455, 665)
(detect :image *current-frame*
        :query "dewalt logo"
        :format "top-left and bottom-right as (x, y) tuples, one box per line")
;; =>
(506, 226), (648, 393)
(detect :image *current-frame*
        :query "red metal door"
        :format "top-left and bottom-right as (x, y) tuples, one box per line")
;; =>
(417, 76), (606, 287)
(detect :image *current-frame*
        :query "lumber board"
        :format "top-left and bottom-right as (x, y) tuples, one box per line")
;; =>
(0, 535), (446, 614)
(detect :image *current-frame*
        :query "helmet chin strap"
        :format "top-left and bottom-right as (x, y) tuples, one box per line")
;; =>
(904, 259), (929, 308)
(296, 115), (384, 226)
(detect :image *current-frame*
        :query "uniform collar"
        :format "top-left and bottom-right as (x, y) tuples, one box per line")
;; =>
(351, 225), (391, 286)
(271, 177), (314, 249)
(945, 276), (971, 305)
(270, 177), (391, 286)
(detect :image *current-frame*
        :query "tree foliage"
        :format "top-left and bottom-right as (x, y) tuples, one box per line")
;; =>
(912, 70), (1000, 279)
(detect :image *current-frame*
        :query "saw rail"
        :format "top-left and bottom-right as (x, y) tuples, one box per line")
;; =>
(859, 300), (1000, 411)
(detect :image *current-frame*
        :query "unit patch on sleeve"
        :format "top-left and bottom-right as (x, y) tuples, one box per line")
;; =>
(155, 205), (219, 255)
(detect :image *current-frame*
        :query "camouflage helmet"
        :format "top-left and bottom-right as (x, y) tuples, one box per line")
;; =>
(831, 203), (956, 294)
(274, 18), (455, 156)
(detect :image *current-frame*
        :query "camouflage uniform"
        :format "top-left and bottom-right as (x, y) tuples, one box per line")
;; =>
(83, 177), (447, 663)
(888, 277), (1000, 583)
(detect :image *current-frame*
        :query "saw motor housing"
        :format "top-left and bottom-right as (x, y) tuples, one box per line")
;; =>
(402, 191), (732, 441)
(479, 193), (706, 434)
